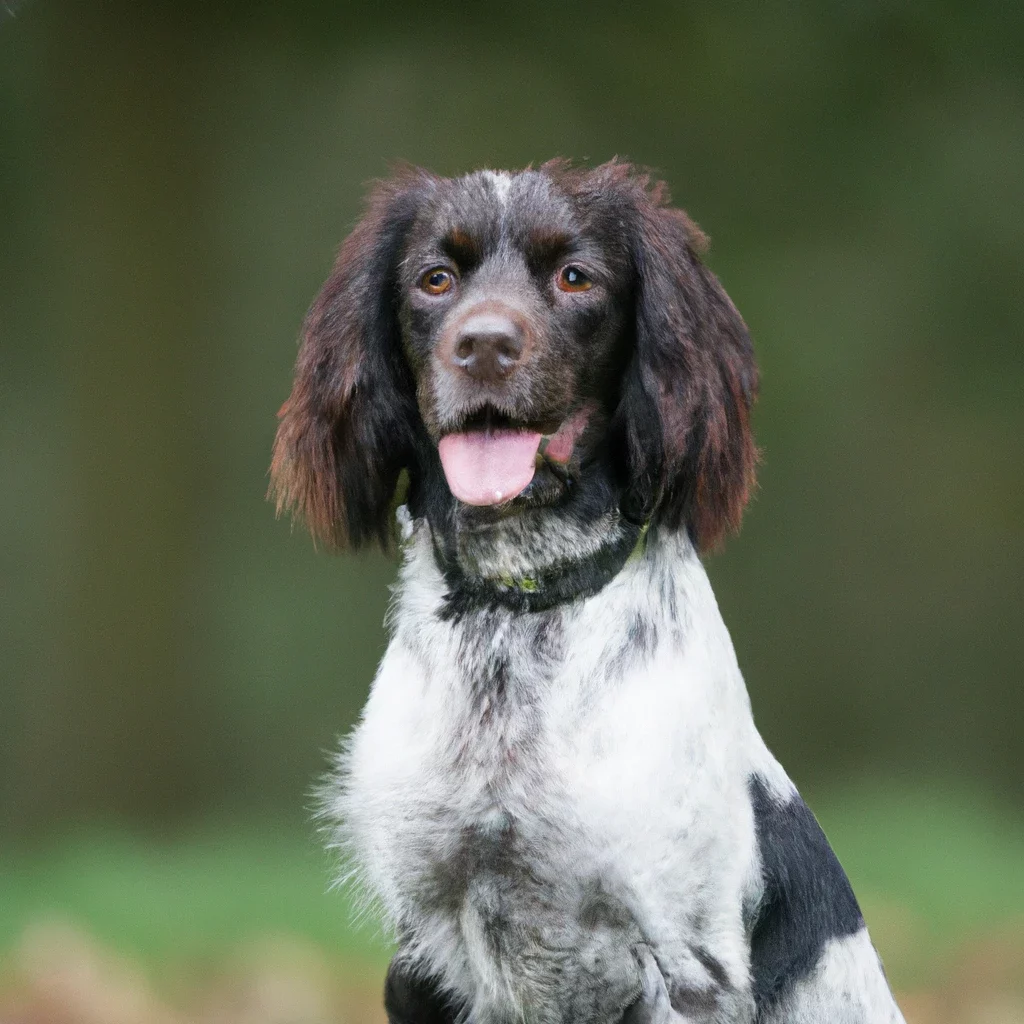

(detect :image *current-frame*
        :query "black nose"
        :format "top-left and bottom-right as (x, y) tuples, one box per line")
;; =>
(451, 313), (525, 380)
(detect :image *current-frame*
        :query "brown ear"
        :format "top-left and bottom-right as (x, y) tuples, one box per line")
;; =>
(269, 169), (434, 550)
(618, 169), (758, 549)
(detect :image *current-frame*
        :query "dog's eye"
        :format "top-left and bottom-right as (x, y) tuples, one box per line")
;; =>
(557, 266), (593, 292)
(421, 268), (456, 295)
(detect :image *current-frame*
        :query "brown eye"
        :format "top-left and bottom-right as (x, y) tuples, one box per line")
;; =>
(557, 265), (593, 292)
(421, 267), (455, 295)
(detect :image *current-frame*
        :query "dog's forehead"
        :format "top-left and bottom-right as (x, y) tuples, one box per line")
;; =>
(412, 169), (578, 251)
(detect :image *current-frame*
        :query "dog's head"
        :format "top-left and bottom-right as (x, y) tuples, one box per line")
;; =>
(271, 160), (757, 556)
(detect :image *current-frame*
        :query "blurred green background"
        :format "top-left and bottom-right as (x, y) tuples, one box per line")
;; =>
(1, 2), (1022, 1021)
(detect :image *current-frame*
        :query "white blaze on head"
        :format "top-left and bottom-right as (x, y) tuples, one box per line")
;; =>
(484, 170), (513, 205)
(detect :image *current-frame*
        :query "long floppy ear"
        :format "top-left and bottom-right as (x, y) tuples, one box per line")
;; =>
(621, 179), (758, 550)
(269, 170), (434, 550)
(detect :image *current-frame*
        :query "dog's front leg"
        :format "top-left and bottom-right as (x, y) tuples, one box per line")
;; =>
(384, 955), (466, 1024)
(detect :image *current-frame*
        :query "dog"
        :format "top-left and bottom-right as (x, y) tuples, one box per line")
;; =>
(270, 160), (905, 1024)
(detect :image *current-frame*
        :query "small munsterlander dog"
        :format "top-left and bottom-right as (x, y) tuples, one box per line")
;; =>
(271, 161), (905, 1024)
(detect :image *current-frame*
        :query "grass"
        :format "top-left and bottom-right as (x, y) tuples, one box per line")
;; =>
(818, 781), (1024, 931)
(811, 780), (1024, 987)
(0, 820), (393, 973)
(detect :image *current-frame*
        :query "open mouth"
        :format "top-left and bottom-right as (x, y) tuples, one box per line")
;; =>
(437, 406), (591, 507)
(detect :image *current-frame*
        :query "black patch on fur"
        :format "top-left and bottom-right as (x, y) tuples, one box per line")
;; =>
(578, 881), (637, 932)
(663, 940), (731, 1014)
(690, 944), (730, 991)
(531, 612), (564, 661)
(467, 640), (509, 713)
(384, 957), (463, 1024)
(747, 776), (864, 1015)
(606, 611), (658, 679)
(669, 982), (720, 1015)
(457, 611), (563, 720)
(415, 814), (520, 916)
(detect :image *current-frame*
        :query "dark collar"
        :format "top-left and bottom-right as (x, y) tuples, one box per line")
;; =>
(432, 519), (649, 618)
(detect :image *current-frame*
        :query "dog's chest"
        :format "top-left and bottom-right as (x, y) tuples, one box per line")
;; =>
(353, 610), (589, 909)
(343, 583), (738, 918)
(336, 542), (764, 1020)
(345, 603), (680, 1017)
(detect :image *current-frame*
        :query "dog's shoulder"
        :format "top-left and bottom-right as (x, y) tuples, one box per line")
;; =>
(746, 774), (865, 1009)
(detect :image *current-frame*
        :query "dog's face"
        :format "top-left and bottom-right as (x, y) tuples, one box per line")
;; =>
(271, 160), (758, 554)
(399, 170), (631, 511)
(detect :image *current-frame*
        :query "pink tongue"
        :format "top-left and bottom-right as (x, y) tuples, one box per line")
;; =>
(438, 429), (543, 506)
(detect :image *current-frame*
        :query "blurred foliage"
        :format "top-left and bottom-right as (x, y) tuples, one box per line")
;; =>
(0, 0), (1022, 839)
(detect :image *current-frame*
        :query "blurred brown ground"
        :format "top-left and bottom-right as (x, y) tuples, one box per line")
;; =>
(1, 920), (1022, 1024)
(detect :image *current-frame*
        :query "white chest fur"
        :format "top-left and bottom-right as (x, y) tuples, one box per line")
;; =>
(329, 527), (791, 1023)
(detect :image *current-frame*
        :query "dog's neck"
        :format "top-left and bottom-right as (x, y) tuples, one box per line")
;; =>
(402, 502), (648, 616)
